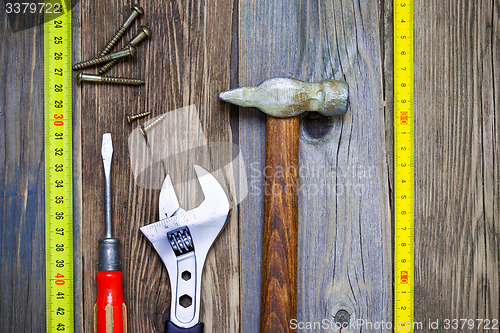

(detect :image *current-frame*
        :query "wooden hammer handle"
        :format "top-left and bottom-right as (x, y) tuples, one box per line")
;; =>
(260, 116), (300, 333)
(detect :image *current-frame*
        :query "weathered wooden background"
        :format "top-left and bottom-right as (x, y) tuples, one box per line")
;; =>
(1, 0), (499, 332)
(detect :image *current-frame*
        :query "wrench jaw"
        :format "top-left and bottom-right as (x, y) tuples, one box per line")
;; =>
(159, 174), (185, 218)
(191, 165), (231, 219)
(140, 165), (231, 329)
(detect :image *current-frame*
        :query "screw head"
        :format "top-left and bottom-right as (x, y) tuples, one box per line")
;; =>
(141, 25), (152, 38)
(75, 71), (83, 84)
(132, 4), (144, 15)
(126, 115), (132, 124)
(128, 45), (137, 58)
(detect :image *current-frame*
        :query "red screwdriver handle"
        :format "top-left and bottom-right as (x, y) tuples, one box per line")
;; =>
(94, 271), (128, 333)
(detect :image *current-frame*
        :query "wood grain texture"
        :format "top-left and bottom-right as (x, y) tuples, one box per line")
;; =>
(80, 0), (237, 332)
(237, 0), (391, 332)
(2, 1), (500, 332)
(414, 0), (500, 326)
(261, 116), (300, 332)
(0, 8), (46, 333)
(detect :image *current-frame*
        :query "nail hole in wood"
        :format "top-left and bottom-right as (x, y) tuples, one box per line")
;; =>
(334, 309), (350, 328)
(302, 112), (333, 139)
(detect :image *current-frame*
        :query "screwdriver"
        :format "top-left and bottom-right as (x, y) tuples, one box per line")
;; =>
(95, 133), (127, 333)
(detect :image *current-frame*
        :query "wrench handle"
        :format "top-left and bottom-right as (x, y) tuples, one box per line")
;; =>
(94, 271), (127, 333)
(261, 116), (299, 332)
(165, 321), (204, 332)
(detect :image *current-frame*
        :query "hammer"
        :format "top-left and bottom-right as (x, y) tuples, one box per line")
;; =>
(219, 77), (349, 332)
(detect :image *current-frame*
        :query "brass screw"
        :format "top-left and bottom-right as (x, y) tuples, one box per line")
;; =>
(72, 45), (137, 70)
(100, 4), (144, 56)
(140, 114), (168, 137)
(75, 71), (144, 85)
(127, 111), (151, 123)
(99, 26), (152, 75)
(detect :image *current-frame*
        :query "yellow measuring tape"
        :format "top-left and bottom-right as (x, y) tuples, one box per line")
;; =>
(44, 1), (74, 332)
(394, 0), (414, 331)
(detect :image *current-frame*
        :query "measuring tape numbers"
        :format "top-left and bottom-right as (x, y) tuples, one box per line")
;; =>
(394, 0), (414, 331)
(44, 2), (74, 332)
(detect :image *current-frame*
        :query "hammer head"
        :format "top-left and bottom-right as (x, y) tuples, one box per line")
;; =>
(219, 77), (348, 118)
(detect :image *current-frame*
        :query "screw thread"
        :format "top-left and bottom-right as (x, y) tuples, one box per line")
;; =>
(141, 114), (168, 136)
(133, 111), (151, 119)
(101, 76), (144, 85)
(72, 54), (114, 70)
(99, 59), (119, 74)
(127, 111), (151, 123)
(100, 27), (127, 56)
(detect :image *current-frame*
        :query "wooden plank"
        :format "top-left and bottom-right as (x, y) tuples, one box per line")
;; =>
(0, 9), (46, 332)
(237, 0), (392, 331)
(414, 0), (500, 325)
(72, 1), (84, 331)
(80, 0), (237, 332)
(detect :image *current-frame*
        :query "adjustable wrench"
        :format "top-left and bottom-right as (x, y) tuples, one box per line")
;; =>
(140, 165), (231, 332)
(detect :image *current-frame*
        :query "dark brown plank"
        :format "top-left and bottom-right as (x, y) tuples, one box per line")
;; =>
(80, 0), (237, 332)
(414, 0), (500, 327)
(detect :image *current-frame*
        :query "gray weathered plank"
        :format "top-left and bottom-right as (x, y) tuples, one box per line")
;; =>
(0, 9), (46, 332)
(414, 0), (500, 326)
(237, 0), (392, 331)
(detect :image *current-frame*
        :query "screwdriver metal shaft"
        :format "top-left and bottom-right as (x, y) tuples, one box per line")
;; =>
(102, 133), (113, 239)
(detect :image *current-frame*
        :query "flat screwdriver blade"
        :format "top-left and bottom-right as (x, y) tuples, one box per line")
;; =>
(101, 133), (113, 178)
